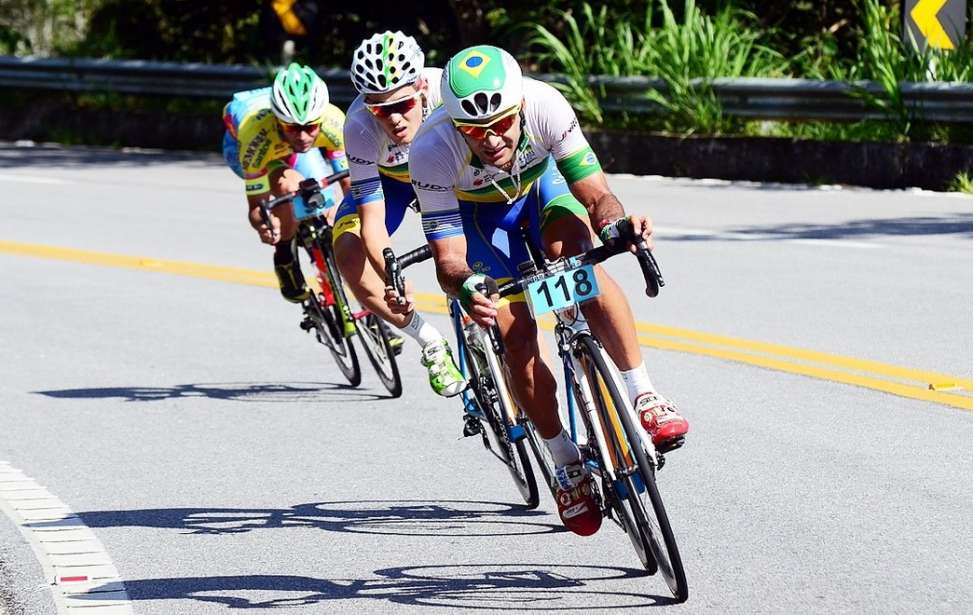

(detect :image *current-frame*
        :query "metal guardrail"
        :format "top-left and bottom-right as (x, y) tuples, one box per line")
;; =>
(3, 56), (973, 123)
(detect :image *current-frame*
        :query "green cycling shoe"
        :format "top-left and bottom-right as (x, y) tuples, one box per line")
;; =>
(420, 339), (466, 397)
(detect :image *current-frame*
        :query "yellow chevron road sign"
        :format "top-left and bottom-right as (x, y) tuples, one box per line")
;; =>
(905, 0), (966, 50)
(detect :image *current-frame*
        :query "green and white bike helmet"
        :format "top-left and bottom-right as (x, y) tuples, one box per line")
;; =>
(271, 63), (329, 124)
(350, 31), (425, 94)
(442, 45), (523, 122)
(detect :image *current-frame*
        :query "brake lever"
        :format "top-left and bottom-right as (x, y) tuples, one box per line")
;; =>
(382, 247), (407, 309)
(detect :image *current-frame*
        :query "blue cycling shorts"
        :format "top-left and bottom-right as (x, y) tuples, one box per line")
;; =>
(332, 174), (416, 243)
(460, 159), (587, 284)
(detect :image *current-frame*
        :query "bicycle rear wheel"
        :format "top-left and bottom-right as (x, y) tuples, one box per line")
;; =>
(356, 313), (403, 397)
(575, 335), (688, 602)
(463, 335), (539, 509)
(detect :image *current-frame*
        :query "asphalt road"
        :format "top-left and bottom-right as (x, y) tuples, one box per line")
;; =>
(1, 142), (971, 614)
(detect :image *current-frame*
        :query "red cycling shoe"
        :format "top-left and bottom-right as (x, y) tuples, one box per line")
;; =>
(635, 393), (689, 450)
(554, 461), (602, 536)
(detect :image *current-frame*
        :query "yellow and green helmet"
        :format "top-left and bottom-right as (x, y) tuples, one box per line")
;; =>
(442, 45), (523, 122)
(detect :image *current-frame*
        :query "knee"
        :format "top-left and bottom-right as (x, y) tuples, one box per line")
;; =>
(334, 234), (365, 283)
(542, 216), (595, 258)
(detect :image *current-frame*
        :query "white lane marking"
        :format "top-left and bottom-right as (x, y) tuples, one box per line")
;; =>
(654, 225), (880, 249)
(0, 174), (69, 185)
(0, 461), (133, 614)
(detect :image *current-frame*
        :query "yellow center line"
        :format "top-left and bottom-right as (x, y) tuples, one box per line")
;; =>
(3, 239), (970, 412)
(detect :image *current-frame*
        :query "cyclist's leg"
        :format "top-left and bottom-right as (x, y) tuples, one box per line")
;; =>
(267, 160), (309, 301)
(534, 164), (687, 445)
(532, 163), (641, 371)
(333, 179), (463, 396)
(332, 178), (412, 329)
(461, 197), (562, 437)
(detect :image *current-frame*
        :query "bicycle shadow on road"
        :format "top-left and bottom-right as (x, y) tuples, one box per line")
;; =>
(77, 563), (676, 610)
(33, 381), (389, 403)
(70, 499), (565, 538)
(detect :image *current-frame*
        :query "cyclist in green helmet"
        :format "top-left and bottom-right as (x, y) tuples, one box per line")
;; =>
(404, 45), (688, 536)
(222, 62), (351, 304)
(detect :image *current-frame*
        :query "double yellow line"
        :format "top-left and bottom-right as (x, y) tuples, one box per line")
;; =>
(3, 239), (971, 412)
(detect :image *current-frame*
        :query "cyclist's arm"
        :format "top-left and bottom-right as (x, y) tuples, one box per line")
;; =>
(344, 111), (391, 276)
(540, 82), (651, 243)
(360, 198), (391, 277)
(410, 136), (473, 297)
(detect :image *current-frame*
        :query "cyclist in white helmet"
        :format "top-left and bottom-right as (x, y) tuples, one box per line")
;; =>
(403, 45), (689, 536)
(222, 63), (351, 303)
(331, 31), (464, 397)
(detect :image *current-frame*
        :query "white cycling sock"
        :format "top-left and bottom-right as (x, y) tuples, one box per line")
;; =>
(400, 311), (443, 348)
(544, 429), (581, 467)
(619, 361), (655, 405)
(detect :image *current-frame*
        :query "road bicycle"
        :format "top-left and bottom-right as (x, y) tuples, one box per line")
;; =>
(260, 170), (402, 397)
(387, 225), (687, 602)
(385, 246), (539, 509)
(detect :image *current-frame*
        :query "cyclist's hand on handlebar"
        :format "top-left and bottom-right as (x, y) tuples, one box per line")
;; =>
(384, 285), (414, 315)
(256, 213), (281, 245)
(461, 274), (499, 327)
(600, 214), (654, 252)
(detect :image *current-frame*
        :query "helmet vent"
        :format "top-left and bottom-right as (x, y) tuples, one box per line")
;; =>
(489, 93), (501, 112)
(376, 59), (384, 70)
(378, 74), (387, 88)
(461, 100), (477, 115)
(474, 92), (488, 113)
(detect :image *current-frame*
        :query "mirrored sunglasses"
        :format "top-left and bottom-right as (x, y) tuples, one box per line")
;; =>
(453, 107), (521, 140)
(366, 92), (421, 118)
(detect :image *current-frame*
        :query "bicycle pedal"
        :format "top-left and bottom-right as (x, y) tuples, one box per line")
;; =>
(656, 437), (685, 455)
(299, 317), (314, 332)
(462, 416), (482, 437)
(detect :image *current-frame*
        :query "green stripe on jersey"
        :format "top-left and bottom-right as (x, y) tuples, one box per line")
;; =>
(556, 146), (602, 183)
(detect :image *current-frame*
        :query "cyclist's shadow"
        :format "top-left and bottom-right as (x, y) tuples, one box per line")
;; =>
(66, 499), (565, 538)
(33, 381), (388, 403)
(81, 563), (678, 610)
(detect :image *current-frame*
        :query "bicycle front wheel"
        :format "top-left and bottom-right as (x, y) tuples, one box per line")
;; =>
(308, 241), (361, 387)
(575, 335), (688, 602)
(356, 313), (403, 397)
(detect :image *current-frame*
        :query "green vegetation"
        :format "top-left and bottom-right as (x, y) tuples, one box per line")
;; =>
(526, 0), (973, 144)
(949, 171), (973, 194)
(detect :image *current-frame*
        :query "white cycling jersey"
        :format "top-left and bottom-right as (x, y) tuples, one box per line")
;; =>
(343, 67), (443, 206)
(410, 77), (602, 241)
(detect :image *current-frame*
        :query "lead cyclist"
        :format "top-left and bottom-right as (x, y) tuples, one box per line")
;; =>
(401, 46), (690, 536)
(331, 31), (464, 398)
(222, 63), (351, 304)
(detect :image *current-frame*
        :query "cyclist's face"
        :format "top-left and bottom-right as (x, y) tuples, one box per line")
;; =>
(459, 109), (521, 170)
(364, 79), (425, 145)
(278, 120), (320, 153)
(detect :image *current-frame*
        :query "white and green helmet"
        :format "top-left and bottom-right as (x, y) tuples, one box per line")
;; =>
(442, 45), (523, 122)
(271, 63), (330, 124)
(350, 31), (424, 94)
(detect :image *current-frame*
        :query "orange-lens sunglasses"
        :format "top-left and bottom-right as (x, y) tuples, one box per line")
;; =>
(453, 106), (521, 140)
(280, 120), (321, 134)
(366, 92), (421, 118)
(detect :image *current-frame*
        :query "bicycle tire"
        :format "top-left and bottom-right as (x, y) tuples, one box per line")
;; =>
(306, 241), (361, 387)
(575, 335), (688, 602)
(462, 333), (539, 509)
(356, 313), (403, 397)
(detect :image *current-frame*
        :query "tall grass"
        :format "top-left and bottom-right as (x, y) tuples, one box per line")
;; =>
(528, 0), (782, 133)
(527, 0), (973, 142)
